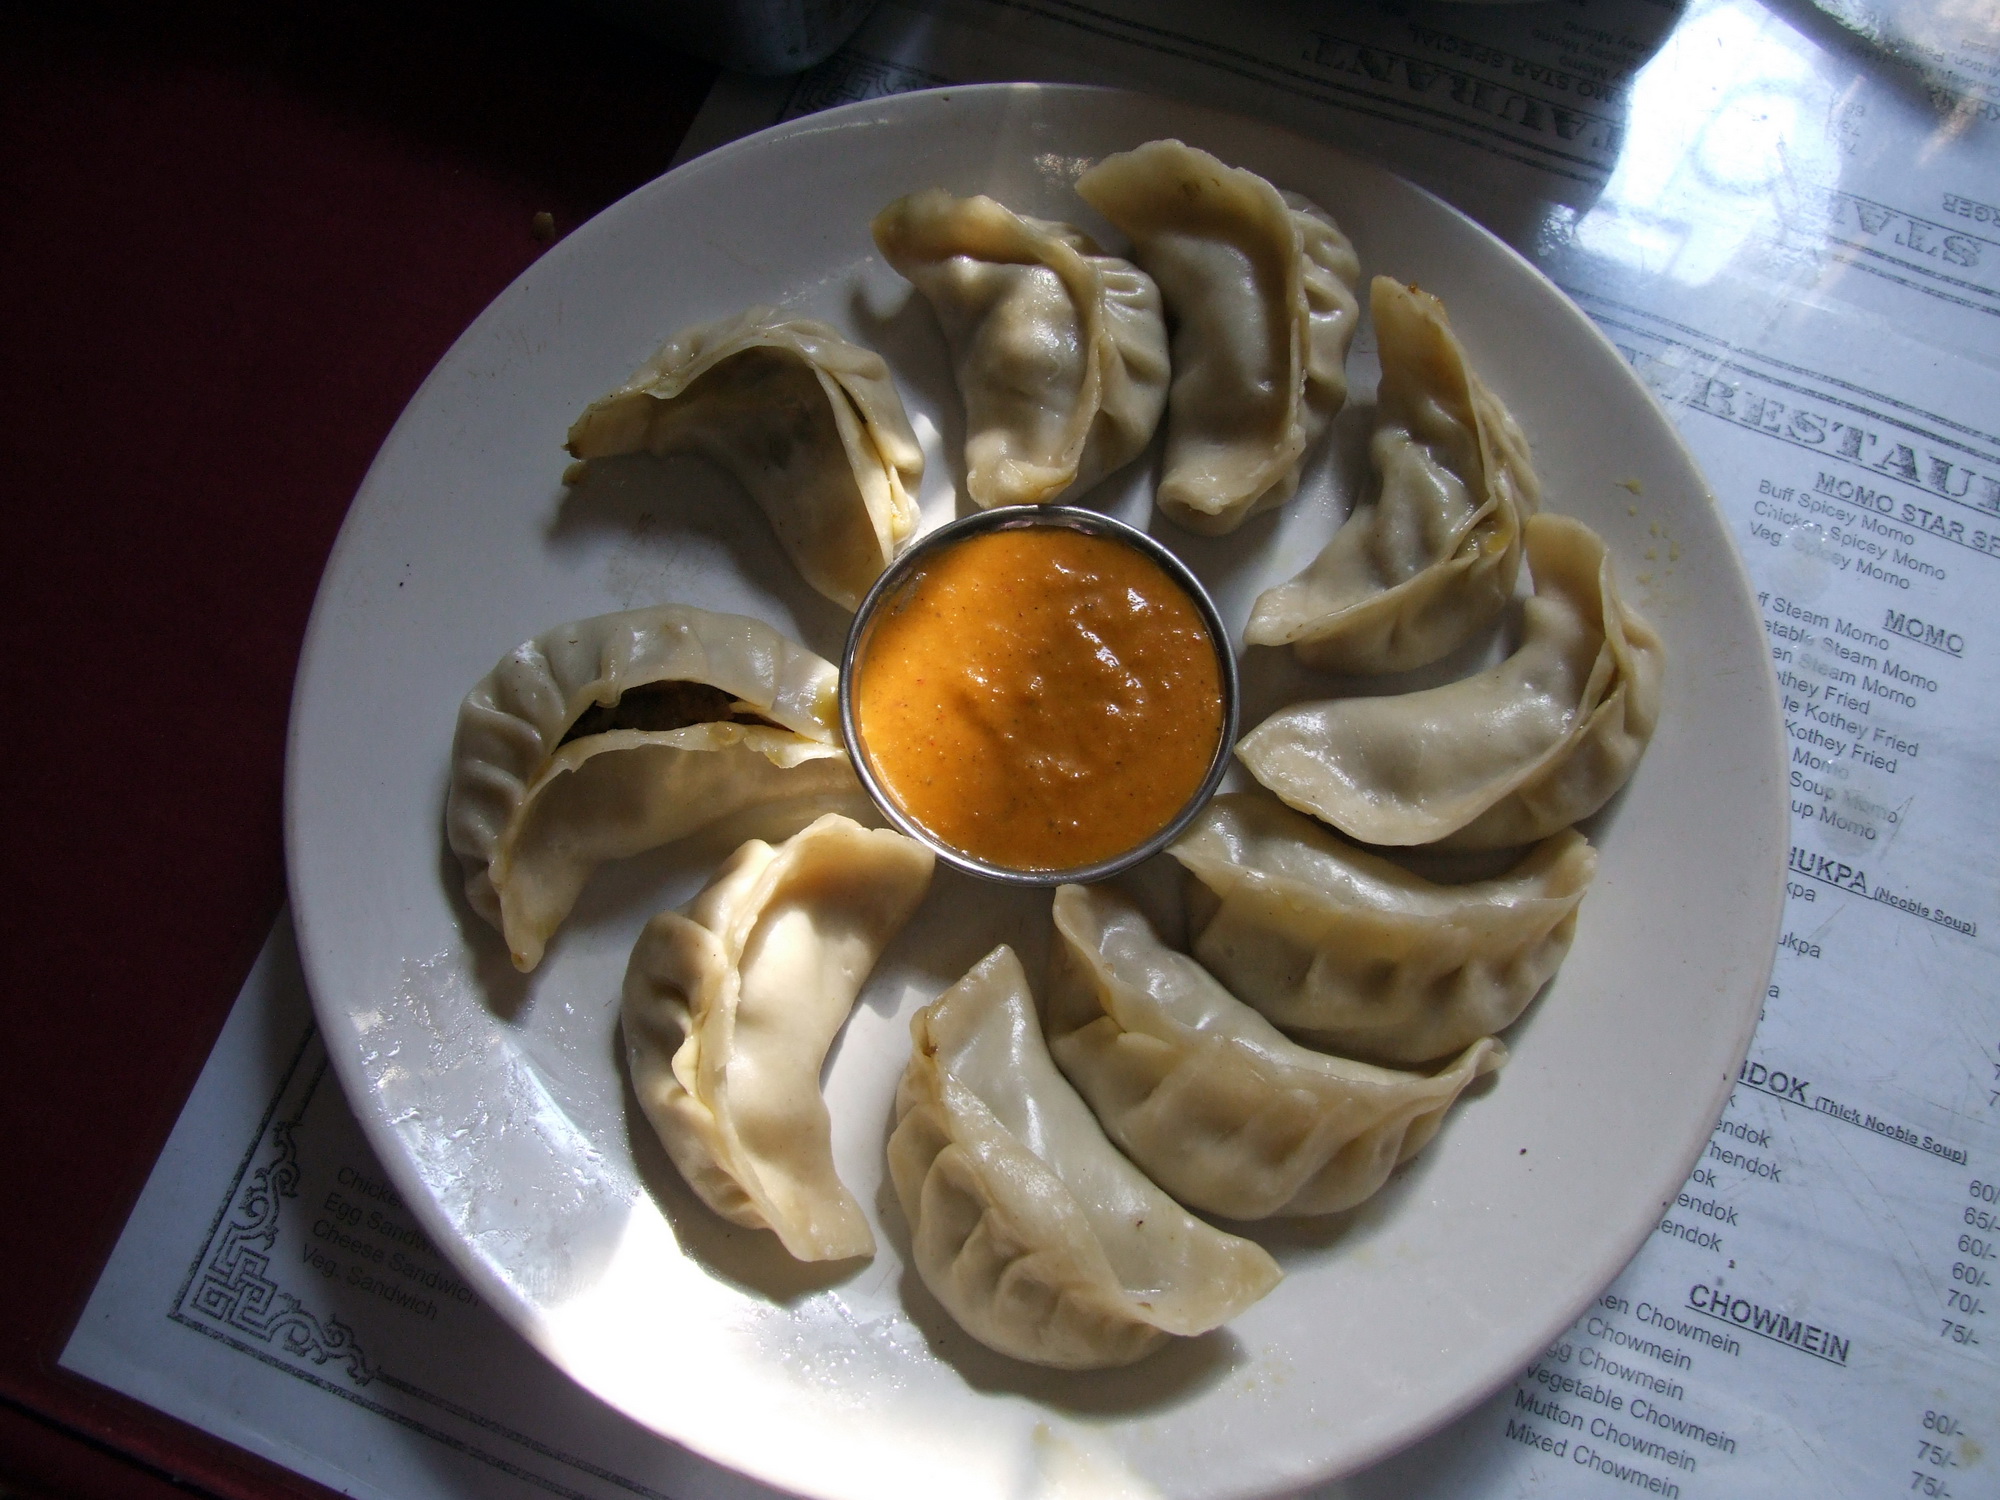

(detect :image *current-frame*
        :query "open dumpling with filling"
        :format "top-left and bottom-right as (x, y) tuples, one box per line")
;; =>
(872, 191), (1167, 508)
(446, 604), (859, 972)
(1238, 513), (1664, 849)
(624, 814), (934, 1262)
(565, 308), (923, 610)
(1171, 795), (1594, 1064)
(1047, 883), (1505, 1217)
(1245, 276), (1540, 672)
(889, 945), (1281, 1368)
(1075, 138), (1361, 535)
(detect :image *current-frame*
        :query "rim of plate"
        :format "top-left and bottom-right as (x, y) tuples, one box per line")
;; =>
(284, 81), (1788, 1500)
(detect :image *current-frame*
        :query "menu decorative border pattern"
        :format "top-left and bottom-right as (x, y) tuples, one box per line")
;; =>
(184, 1118), (376, 1383)
(164, 1022), (675, 1500)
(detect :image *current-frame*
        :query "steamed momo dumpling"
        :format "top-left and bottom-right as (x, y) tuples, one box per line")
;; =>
(872, 191), (1168, 508)
(1047, 884), (1505, 1217)
(1171, 795), (1595, 1064)
(446, 605), (859, 972)
(1239, 513), (1665, 849)
(1245, 277), (1540, 672)
(1075, 139), (1361, 535)
(624, 814), (934, 1262)
(889, 946), (1281, 1368)
(565, 308), (923, 610)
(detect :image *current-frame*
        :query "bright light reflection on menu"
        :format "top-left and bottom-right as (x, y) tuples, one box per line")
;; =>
(1571, 0), (1840, 286)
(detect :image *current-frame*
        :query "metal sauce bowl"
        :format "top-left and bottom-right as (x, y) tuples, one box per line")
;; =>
(839, 505), (1240, 885)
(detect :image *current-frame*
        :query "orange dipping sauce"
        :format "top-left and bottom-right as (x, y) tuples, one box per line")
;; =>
(852, 526), (1224, 872)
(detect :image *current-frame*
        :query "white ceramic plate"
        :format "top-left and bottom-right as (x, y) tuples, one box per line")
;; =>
(286, 85), (1785, 1500)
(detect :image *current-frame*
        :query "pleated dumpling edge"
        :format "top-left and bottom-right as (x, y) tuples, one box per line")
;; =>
(1244, 275), (1541, 673)
(888, 945), (1282, 1368)
(872, 190), (1168, 509)
(1046, 882), (1507, 1218)
(565, 307), (923, 611)
(623, 814), (935, 1263)
(1076, 138), (1362, 536)
(445, 603), (856, 972)
(1238, 512), (1664, 850)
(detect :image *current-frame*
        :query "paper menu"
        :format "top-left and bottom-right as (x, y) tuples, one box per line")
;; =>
(1352, 296), (2000, 1499)
(1803, 0), (2000, 120)
(737, 6), (1996, 1495)
(63, 1), (1999, 1497)
(705, 0), (2000, 356)
(63, 917), (774, 1500)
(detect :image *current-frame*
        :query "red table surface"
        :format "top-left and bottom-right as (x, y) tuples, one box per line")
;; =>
(0, 3), (714, 1494)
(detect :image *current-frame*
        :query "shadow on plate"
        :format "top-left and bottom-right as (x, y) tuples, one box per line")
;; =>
(441, 785), (882, 1026)
(1144, 384), (1372, 618)
(435, 830), (535, 1023)
(618, 1034), (867, 1307)
(1224, 1058), (1505, 1263)
(868, 867), (1058, 1015)
(548, 452), (853, 661)
(844, 279), (974, 520)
